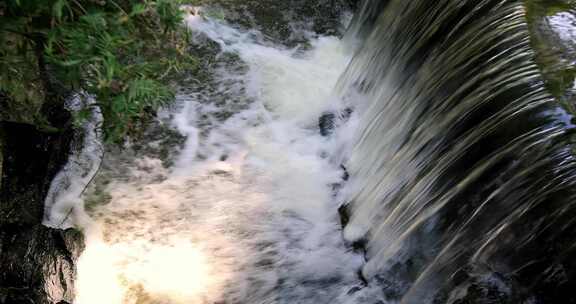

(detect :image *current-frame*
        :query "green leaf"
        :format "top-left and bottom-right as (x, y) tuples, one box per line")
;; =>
(80, 13), (107, 28)
(3, 0), (195, 142)
(52, 0), (67, 21)
(57, 59), (83, 67)
(130, 3), (147, 17)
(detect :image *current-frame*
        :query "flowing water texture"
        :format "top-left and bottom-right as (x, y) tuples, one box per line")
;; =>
(340, 0), (576, 302)
(44, 94), (104, 229)
(72, 14), (382, 304)
(50, 1), (576, 303)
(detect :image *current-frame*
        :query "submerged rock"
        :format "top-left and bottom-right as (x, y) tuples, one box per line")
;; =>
(0, 121), (84, 303)
(198, 0), (356, 46)
(319, 112), (337, 137)
(319, 108), (353, 137)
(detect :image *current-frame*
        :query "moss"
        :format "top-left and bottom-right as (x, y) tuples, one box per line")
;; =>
(0, 127), (3, 192)
(526, 0), (576, 104)
(543, 0), (573, 15)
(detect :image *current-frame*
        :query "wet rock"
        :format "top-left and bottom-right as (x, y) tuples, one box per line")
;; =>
(0, 121), (84, 303)
(338, 203), (351, 227)
(319, 108), (353, 137)
(341, 165), (350, 181)
(319, 112), (337, 137)
(0, 226), (84, 304)
(347, 285), (364, 295)
(432, 265), (525, 304)
(339, 202), (368, 255)
(200, 0), (356, 46)
(131, 122), (187, 169)
(332, 165), (350, 193)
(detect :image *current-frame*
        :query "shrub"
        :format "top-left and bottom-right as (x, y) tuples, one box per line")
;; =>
(0, 0), (196, 142)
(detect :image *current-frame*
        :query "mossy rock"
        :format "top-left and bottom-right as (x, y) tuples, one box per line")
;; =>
(189, 0), (355, 45)
(526, 0), (576, 105)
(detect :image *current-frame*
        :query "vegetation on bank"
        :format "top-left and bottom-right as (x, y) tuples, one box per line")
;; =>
(0, 0), (354, 144)
(0, 0), (196, 142)
(525, 0), (576, 105)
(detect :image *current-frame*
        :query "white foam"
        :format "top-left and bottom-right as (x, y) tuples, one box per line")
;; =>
(43, 93), (103, 229)
(74, 14), (381, 304)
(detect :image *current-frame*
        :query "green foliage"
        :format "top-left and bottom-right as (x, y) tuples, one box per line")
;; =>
(526, 0), (576, 103)
(0, 0), (196, 142)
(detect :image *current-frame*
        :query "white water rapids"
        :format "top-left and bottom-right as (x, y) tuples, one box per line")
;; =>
(68, 13), (385, 304)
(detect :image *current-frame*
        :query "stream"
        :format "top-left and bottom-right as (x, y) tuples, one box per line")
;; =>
(70, 12), (382, 304)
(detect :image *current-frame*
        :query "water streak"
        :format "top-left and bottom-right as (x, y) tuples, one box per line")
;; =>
(340, 0), (576, 302)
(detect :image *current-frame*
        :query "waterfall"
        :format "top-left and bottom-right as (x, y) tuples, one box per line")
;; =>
(44, 93), (104, 229)
(340, 0), (576, 302)
(47, 1), (576, 303)
(73, 12), (389, 304)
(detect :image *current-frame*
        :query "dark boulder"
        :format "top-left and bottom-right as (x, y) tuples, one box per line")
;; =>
(0, 226), (84, 304)
(0, 121), (84, 304)
(319, 108), (353, 137)
(319, 112), (337, 137)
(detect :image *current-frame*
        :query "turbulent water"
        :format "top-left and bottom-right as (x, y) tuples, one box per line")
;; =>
(68, 13), (384, 304)
(43, 1), (576, 303)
